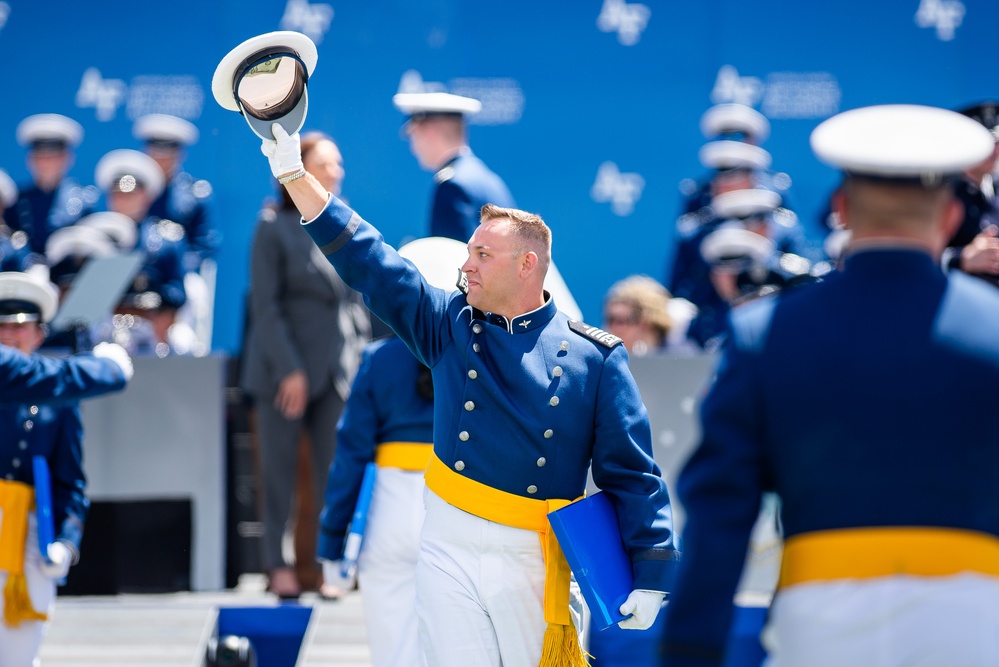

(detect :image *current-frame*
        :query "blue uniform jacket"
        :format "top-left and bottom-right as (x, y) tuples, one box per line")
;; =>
(661, 248), (999, 665)
(10, 179), (93, 254)
(124, 216), (189, 310)
(304, 196), (680, 592)
(317, 336), (434, 560)
(0, 346), (126, 404)
(0, 402), (87, 554)
(430, 150), (515, 242)
(148, 171), (220, 271)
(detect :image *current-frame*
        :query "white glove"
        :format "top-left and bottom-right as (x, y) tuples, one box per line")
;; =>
(618, 589), (667, 630)
(321, 559), (356, 592)
(260, 123), (304, 180)
(92, 342), (134, 382)
(39, 541), (72, 580)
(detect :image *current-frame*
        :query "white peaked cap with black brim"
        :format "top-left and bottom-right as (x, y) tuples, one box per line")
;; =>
(811, 104), (995, 182)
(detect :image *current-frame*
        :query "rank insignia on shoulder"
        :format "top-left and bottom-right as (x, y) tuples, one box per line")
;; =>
(569, 320), (622, 348)
(434, 166), (455, 184)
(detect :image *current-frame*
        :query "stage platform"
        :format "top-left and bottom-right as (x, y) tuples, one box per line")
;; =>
(37, 575), (372, 667)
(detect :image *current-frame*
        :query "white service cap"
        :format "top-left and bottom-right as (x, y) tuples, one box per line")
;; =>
(46, 224), (120, 266)
(16, 113), (83, 149)
(700, 227), (776, 266)
(398, 236), (468, 293)
(133, 114), (199, 146)
(0, 169), (18, 208)
(0, 271), (59, 323)
(700, 104), (770, 142)
(698, 140), (772, 171)
(811, 104), (995, 180)
(711, 188), (782, 219)
(393, 92), (482, 118)
(95, 149), (166, 200)
(77, 211), (138, 250)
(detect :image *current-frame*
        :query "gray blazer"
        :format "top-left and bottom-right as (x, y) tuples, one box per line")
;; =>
(241, 205), (371, 402)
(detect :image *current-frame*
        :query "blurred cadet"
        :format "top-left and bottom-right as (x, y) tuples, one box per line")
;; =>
(602, 275), (698, 355)
(319, 237), (465, 667)
(0, 168), (39, 273)
(684, 188), (812, 349)
(133, 114), (221, 272)
(45, 222), (121, 296)
(668, 138), (773, 306)
(394, 91), (515, 242)
(942, 101), (999, 285)
(9, 114), (95, 255)
(256, 121), (678, 667)
(94, 149), (189, 355)
(241, 131), (371, 599)
(0, 271), (100, 664)
(661, 105), (999, 667)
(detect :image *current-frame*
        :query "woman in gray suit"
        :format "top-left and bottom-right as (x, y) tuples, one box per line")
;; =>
(241, 132), (371, 598)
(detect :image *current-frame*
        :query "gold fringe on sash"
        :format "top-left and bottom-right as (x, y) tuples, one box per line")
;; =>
(0, 479), (47, 627)
(425, 454), (592, 667)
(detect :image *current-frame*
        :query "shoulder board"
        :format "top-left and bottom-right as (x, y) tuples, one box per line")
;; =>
(434, 165), (455, 184)
(569, 320), (622, 348)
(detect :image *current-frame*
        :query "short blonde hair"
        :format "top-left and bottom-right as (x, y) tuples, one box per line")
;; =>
(480, 204), (552, 272)
(604, 275), (673, 339)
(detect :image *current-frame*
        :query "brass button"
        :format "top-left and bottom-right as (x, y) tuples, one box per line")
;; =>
(468, 369), (478, 379)
(553, 366), (563, 377)
(544, 429), (553, 439)
(549, 397), (559, 407)
(473, 324), (483, 334)
(464, 401), (475, 411)
(537, 457), (546, 467)
(473, 343), (481, 353)
(459, 431), (469, 441)
(455, 461), (465, 471)
(527, 485), (538, 494)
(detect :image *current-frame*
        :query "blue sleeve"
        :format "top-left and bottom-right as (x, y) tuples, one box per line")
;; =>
(159, 242), (188, 309)
(302, 196), (454, 367)
(50, 405), (87, 554)
(318, 346), (381, 560)
(660, 337), (766, 665)
(0, 346), (126, 404)
(430, 179), (478, 242)
(590, 344), (681, 591)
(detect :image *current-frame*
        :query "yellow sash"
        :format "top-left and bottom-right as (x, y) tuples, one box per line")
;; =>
(374, 442), (433, 471)
(780, 527), (999, 588)
(0, 479), (47, 627)
(425, 454), (589, 667)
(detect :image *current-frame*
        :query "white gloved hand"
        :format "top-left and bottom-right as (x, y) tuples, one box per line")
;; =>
(39, 541), (73, 580)
(618, 589), (667, 630)
(92, 342), (134, 382)
(260, 123), (304, 180)
(321, 559), (357, 593)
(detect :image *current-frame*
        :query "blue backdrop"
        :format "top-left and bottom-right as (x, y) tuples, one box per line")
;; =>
(1, 0), (993, 353)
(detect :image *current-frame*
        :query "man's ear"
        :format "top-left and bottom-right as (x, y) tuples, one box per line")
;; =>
(521, 251), (538, 278)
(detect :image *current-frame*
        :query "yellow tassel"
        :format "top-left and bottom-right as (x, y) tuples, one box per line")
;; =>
(538, 621), (591, 667)
(4, 573), (47, 628)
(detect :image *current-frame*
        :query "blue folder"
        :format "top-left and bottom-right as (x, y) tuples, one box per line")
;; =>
(340, 462), (378, 578)
(33, 456), (55, 557)
(548, 491), (633, 629)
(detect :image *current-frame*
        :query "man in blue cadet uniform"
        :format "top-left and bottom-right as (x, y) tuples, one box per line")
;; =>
(942, 101), (999, 286)
(318, 237), (465, 667)
(0, 168), (37, 273)
(10, 114), (95, 255)
(258, 122), (678, 667)
(660, 104), (999, 667)
(133, 114), (220, 273)
(94, 149), (189, 354)
(394, 91), (516, 242)
(0, 271), (98, 664)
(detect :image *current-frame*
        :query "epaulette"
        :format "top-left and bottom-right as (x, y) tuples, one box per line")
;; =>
(434, 166), (455, 184)
(568, 320), (622, 348)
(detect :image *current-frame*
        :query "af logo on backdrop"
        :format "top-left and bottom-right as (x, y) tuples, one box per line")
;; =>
(591, 162), (645, 217)
(279, 0), (334, 43)
(596, 0), (651, 46)
(915, 0), (965, 41)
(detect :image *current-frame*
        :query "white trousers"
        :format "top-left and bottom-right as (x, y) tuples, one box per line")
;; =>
(0, 516), (57, 667)
(762, 574), (999, 667)
(415, 489), (582, 667)
(357, 468), (427, 667)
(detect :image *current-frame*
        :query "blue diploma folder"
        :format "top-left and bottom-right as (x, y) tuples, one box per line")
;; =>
(33, 456), (55, 557)
(340, 462), (378, 578)
(548, 491), (633, 630)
